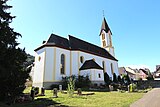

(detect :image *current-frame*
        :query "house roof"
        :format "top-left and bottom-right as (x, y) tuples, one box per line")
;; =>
(157, 67), (160, 71)
(154, 65), (160, 73)
(125, 67), (136, 75)
(100, 17), (112, 35)
(156, 65), (160, 71)
(35, 34), (118, 61)
(156, 67), (160, 73)
(34, 34), (70, 51)
(79, 59), (103, 70)
(118, 67), (126, 75)
(139, 69), (149, 75)
(119, 67), (136, 75)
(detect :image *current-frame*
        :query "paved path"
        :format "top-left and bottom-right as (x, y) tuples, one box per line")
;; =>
(130, 88), (160, 107)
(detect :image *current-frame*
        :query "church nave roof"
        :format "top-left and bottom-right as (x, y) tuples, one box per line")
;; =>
(35, 33), (118, 61)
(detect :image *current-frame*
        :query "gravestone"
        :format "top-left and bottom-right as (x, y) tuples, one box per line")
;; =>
(53, 88), (58, 98)
(41, 87), (45, 95)
(34, 87), (39, 95)
(128, 85), (130, 92)
(30, 89), (35, 100)
(77, 88), (82, 95)
(59, 85), (62, 92)
(109, 85), (113, 91)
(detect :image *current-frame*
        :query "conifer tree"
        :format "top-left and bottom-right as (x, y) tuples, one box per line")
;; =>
(0, 0), (30, 103)
(117, 75), (123, 84)
(104, 72), (110, 86)
(113, 73), (118, 83)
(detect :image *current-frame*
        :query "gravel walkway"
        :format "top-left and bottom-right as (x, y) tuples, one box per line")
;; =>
(130, 88), (160, 107)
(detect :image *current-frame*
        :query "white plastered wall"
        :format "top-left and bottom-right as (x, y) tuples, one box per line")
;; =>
(33, 48), (45, 87)
(44, 47), (54, 82)
(54, 47), (70, 81)
(71, 51), (79, 76)
(33, 46), (119, 85)
(77, 51), (119, 81)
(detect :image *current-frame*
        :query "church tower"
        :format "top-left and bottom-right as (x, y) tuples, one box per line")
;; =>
(100, 17), (115, 57)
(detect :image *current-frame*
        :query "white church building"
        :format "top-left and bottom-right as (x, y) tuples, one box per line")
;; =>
(33, 17), (119, 89)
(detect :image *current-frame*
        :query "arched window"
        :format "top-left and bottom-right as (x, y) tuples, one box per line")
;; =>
(109, 36), (112, 46)
(98, 73), (101, 78)
(102, 41), (106, 47)
(38, 56), (41, 61)
(80, 56), (84, 63)
(102, 61), (105, 73)
(102, 33), (105, 40)
(111, 63), (114, 75)
(108, 32), (112, 46)
(60, 54), (65, 74)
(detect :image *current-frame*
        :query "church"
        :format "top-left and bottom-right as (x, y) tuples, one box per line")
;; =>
(33, 17), (119, 89)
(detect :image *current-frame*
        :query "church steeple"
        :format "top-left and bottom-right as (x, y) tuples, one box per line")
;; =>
(100, 17), (115, 57)
(100, 17), (112, 35)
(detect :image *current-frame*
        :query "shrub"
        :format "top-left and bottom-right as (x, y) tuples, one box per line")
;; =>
(113, 73), (118, 83)
(146, 75), (154, 80)
(50, 84), (59, 90)
(62, 76), (69, 89)
(122, 74), (131, 86)
(67, 77), (75, 97)
(138, 77), (142, 81)
(34, 87), (39, 95)
(76, 75), (91, 88)
(117, 75), (123, 84)
(129, 83), (137, 92)
(30, 87), (39, 95)
(62, 75), (91, 90)
(104, 72), (110, 86)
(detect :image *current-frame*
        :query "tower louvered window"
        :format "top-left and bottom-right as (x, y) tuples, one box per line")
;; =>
(102, 41), (106, 47)
(102, 34), (105, 40)
(109, 33), (112, 46)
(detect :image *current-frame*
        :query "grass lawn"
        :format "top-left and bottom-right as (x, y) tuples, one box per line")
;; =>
(0, 87), (144, 107)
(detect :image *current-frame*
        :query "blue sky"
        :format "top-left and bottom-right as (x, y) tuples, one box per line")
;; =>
(9, 0), (160, 72)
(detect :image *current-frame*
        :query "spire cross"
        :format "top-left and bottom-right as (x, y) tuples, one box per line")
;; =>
(103, 10), (105, 17)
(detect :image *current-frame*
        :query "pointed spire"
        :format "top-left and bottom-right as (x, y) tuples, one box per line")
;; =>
(100, 17), (112, 35)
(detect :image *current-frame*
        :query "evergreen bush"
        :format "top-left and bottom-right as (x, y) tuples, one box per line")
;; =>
(113, 73), (118, 83)
(104, 72), (110, 86)
(0, 1), (30, 103)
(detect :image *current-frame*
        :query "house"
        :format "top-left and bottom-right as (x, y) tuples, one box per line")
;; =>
(118, 67), (150, 80)
(118, 67), (136, 80)
(33, 17), (119, 89)
(133, 69), (142, 80)
(118, 67), (127, 75)
(153, 65), (160, 79)
(125, 67), (136, 80)
(138, 69), (148, 80)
